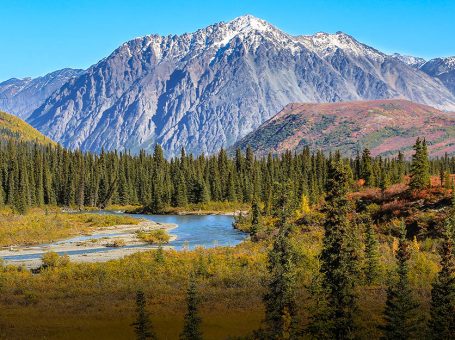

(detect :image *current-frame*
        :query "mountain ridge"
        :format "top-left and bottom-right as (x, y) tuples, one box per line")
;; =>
(0, 68), (84, 120)
(14, 15), (455, 156)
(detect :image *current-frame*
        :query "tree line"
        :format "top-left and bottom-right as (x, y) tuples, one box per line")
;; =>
(0, 138), (451, 214)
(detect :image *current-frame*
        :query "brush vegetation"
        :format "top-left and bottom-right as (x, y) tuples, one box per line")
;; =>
(137, 229), (171, 244)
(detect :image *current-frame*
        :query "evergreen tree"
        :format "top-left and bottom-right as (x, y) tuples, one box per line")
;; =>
(396, 151), (406, 183)
(379, 172), (390, 196)
(409, 138), (430, 191)
(174, 171), (188, 207)
(364, 218), (380, 285)
(250, 198), (261, 239)
(428, 218), (455, 339)
(180, 275), (202, 340)
(380, 221), (420, 339)
(132, 290), (156, 340)
(443, 171), (452, 190)
(361, 148), (374, 186)
(261, 182), (298, 339)
(309, 160), (358, 339)
(439, 163), (445, 187)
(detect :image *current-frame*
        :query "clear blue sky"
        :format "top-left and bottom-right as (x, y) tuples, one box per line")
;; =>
(1, 0), (454, 81)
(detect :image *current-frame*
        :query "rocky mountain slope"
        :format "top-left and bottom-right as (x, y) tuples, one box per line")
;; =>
(233, 99), (455, 157)
(420, 57), (455, 96)
(0, 110), (55, 145)
(24, 15), (455, 156)
(0, 68), (83, 120)
(390, 54), (455, 96)
(391, 53), (426, 68)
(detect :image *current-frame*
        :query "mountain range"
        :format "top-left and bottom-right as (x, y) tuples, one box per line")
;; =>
(1, 15), (455, 156)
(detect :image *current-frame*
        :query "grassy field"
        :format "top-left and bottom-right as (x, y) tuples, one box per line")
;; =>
(0, 224), (441, 339)
(0, 243), (268, 339)
(0, 207), (140, 246)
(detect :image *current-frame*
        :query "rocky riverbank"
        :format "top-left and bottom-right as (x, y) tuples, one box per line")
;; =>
(0, 220), (177, 268)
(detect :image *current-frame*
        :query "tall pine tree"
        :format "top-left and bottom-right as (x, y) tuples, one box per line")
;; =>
(409, 138), (430, 191)
(428, 217), (455, 339)
(380, 221), (420, 339)
(309, 161), (358, 339)
(180, 275), (202, 340)
(132, 290), (156, 340)
(364, 217), (380, 285)
(261, 182), (298, 339)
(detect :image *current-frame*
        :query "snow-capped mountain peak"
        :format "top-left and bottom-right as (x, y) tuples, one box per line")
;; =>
(419, 56), (455, 96)
(226, 14), (272, 33)
(391, 53), (426, 68)
(444, 56), (455, 68)
(298, 31), (383, 60)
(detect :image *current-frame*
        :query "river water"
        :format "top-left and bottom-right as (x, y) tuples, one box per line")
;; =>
(0, 211), (246, 263)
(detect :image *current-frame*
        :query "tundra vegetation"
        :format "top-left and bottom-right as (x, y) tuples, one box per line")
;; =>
(0, 138), (453, 339)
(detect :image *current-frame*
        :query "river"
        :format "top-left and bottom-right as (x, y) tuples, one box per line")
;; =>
(0, 211), (247, 266)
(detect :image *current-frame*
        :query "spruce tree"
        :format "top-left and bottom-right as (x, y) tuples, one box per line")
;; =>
(409, 138), (430, 191)
(309, 160), (358, 339)
(250, 198), (260, 239)
(261, 182), (298, 339)
(364, 218), (380, 285)
(132, 290), (156, 340)
(380, 221), (420, 339)
(428, 218), (455, 339)
(379, 172), (390, 197)
(444, 171), (452, 190)
(361, 148), (374, 186)
(180, 275), (202, 340)
(396, 151), (405, 184)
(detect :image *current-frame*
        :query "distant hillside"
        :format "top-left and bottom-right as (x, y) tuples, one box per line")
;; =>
(233, 99), (455, 157)
(0, 111), (55, 145)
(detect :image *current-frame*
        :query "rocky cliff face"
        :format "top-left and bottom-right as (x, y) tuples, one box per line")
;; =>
(26, 15), (455, 156)
(0, 69), (83, 119)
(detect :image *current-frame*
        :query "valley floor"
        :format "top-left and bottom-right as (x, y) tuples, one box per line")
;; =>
(0, 183), (450, 339)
